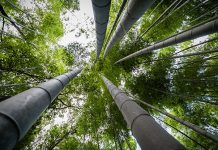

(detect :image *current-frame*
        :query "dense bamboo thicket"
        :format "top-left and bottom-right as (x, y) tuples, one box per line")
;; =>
(0, 0), (217, 149)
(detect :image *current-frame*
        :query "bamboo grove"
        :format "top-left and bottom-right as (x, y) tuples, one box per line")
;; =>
(0, 0), (218, 149)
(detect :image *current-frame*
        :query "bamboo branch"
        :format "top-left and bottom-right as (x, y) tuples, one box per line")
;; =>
(0, 83), (30, 88)
(0, 95), (11, 102)
(48, 129), (76, 150)
(0, 29), (36, 47)
(0, 4), (25, 37)
(1, 17), (4, 42)
(4, 0), (38, 22)
(56, 98), (82, 110)
(149, 87), (218, 105)
(0, 67), (51, 80)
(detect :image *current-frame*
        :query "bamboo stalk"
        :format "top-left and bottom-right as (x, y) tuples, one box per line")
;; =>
(139, 0), (181, 38)
(102, 76), (185, 149)
(92, 0), (111, 60)
(104, 0), (127, 48)
(103, 0), (155, 58)
(144, 47), (218, 63)
(115, 18), (218, 64)
(0, 68), (82, 149)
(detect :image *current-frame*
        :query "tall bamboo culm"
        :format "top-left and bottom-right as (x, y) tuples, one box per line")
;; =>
(0, 68), (82, 150)
(102, 76), (185, 150)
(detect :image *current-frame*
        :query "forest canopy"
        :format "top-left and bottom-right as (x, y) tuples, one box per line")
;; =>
(0, 0), (218, 149)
